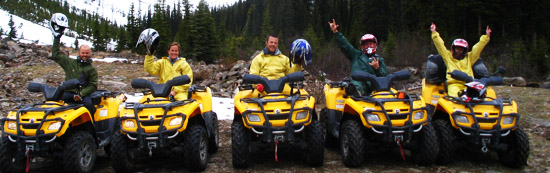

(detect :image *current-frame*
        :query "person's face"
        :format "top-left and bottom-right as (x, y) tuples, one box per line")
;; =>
(265, 36), (279, 53)
(454, 46), (466, 54)
(79, 47), (91, 61)
(168, 45), (179, 60)
(361, 40), (376, 50)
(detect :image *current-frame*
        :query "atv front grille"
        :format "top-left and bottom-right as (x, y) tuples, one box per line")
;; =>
(267, 113), (290, 120)
(140, 119), (162, 126)
(476, 118), (497, 124)
(22, 123), (40, 129)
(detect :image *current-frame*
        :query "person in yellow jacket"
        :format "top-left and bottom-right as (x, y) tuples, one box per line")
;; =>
(144, 42), (193, 100)
(250, 34), (302, 80)
(430, 23), (492, 97)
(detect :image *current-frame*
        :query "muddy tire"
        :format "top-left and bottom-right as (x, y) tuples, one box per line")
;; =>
(0, 137), (25, 172)
(320, 108), (338, 147)
(111, 131), (136, 173)
(184, 124), (209, 172)
(305, 120), (324, 167)
(340, 119), (365, 167)
(433, 119), (455, 165)
(411, 123), (439, 166)
(62, 131), (96, 173)
(231, 117), (250, 168)
(498, 126), (530, 168)
(208, 113), (220, 153)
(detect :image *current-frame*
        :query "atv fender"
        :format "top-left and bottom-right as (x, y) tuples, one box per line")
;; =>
(326, 109), (343, 138)
(57, 107), (95, 137)
(202, 111), (216, 138)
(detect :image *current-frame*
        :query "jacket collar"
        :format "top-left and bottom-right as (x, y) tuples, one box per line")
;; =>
(263, 47), (281, 56)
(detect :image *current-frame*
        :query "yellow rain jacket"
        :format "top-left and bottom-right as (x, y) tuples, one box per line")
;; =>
(249, 50), (302, 80)
(432, 31), (490, 97)
(144, 55), (193, 100)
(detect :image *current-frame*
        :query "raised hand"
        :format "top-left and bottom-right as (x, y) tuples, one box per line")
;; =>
(430, 23), (436, 32)
(486, 25), (492, 37)
(328, 19), (339, 33)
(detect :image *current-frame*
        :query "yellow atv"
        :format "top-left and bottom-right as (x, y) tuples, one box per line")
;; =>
(422, 55), (529, 168)
(232, 71), (324, 168)
(112, 75), (219, 172)
(321, 70), (438, 167)
(0, 79), (125, 172)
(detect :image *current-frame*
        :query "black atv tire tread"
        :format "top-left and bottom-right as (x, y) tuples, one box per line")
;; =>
(184, 124), (209, 172)
(340, 119), (365, 167)
(208, 113), (220, 153)
(305, 120), (325, 167)
(110, 131), (136, 173)
(498, 127), (530, 168)
(411, 123), (439, 166)
(433, 119), (455, 165)
(231, 118), (250, 168)
(63, 131), (96, 173)
(0, 136), (25, 172)
(321, 108), (338, 148)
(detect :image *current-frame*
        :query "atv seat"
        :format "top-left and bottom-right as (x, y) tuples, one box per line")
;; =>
(424, 54), (489, 85)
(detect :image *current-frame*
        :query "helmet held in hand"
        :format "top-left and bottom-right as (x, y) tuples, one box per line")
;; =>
(290, 39), (312, 65)
(50, 13), (69, 39)
(136, 28), (160, 55)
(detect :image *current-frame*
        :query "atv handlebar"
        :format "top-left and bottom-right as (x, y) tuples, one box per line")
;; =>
(131, 75), (191, 97)
(449, 70), (503, 86)
(27, 79), (80, 101)
(351, 70), (411, 91)
(242, 71), (305, 93)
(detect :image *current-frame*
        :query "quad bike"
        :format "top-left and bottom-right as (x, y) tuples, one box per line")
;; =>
(422, 54), (529, 168)
(321, 70), (438, 167)
(0, 79), (125, 172)
(112, 75), (219, 172)
(231, 71), (324, 168)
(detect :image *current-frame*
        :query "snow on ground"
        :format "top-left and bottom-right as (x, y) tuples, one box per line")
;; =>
(124, 94), (234, 120)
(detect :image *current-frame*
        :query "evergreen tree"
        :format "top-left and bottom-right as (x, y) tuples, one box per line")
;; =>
(116, 26), (129, 52)
(74, 38), (79, 50)
(174, 0), (193, 58)
(8, 15), (17, 40)
(191, 0), (218, 63)
(152, 0), (171, 57)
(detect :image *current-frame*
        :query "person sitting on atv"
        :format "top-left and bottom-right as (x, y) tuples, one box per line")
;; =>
(249, 34), (306, 80)
(430, 22), (492, 97)
(50, 13), (98, 116)
(328, 19), (388, 96)
(139, 29), (193, 101)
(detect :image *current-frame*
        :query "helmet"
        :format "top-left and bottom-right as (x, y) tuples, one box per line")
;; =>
(451, 38), (469, 60)
(460, 81), (486, 102)
(290, 39), (312, 65)
(360, 34), (377, 55)
(49, 13), (69, 38)
(136, 28), (160, 54)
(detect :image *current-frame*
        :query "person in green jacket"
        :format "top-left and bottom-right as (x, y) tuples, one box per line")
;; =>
(430, 23), (491, 97)
(328, 19), (388, 96)
(50, 13), (98, 116)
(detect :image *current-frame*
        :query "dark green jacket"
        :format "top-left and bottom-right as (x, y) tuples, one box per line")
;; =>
(52, 38), (98, 97)
(334, 32), (388, 95)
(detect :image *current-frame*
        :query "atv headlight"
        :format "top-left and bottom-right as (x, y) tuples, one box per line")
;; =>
(366, 114), (380, 122)
(502, 116), (515, 125)
(455, 115), (469, 123)
(169, 117), (183, 126)
(296, 111), (308, 120)
(247, 114), (261, 122)
(48, 122), (62, 130)
(413, 111), (425, 120)
(123, 120), (135, 128)
(7, 122), (16, 130)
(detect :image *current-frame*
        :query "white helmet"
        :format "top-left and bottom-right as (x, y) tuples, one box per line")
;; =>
(49, 13), (69, 38)
(136, 28), (160, 54)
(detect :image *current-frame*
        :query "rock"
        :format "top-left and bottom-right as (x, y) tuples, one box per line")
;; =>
(6, 41), (22, 57)
(503, 77), (526, 86)
(542, 82), (550, 89)
(32, 78), (46, 84)
(102, 80), (128, 88)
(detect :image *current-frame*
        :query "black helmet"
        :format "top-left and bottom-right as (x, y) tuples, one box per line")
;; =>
(50, 13), (69, 38)
(136, 28), (160, 54)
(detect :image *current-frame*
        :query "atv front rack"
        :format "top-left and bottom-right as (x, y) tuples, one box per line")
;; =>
(443, 96), (519, 144)
(240, 94), (313, 143)
(351, 93), (428, 142)
(120, 99), (196, 148)
(0, 102), (82, 151)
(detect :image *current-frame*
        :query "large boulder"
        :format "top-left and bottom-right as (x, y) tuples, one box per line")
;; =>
(541, 81), (550, 89)
(503, 77), (527, 86)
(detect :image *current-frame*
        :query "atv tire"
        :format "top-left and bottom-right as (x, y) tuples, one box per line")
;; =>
(305, 120), (324, 167)
(62, 131), (96, 173)
(111, 131), (136, 173)
(0, 137), (25, 172)
(321, 108), (338, 148)
(433, 119), (455, 164)
(184, 124), (209, 172)
(231, 116), (250, 168)
(498, 126), (530, 168)
(208, 112), (220, 153)
(340, 119), (365, 167)
(411, 123), (439, 166)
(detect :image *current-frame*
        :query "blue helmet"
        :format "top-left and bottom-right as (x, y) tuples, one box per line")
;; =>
(290, 39), (312, 65)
